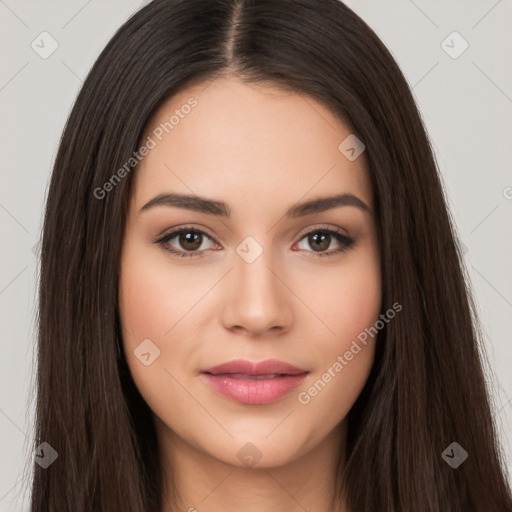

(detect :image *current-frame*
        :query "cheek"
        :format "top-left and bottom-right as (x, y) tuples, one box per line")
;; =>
(300, 248), (382, 349)
(119, 243), (200, 343)
(294, 248), (381, 413)
(118, 247), (196, 419)
(118, 244), (179, 376)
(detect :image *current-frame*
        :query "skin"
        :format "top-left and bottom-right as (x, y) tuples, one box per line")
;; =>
(118, 75), (381, 512)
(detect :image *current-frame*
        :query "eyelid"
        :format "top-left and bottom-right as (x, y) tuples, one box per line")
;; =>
(294, 223), (350, 240)
(154, 223), (215, 240)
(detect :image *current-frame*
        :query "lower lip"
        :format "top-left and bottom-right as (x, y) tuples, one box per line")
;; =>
(201, 373), (308, 405)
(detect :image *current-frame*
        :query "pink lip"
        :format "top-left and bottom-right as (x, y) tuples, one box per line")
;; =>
(200, 359), (309, 405)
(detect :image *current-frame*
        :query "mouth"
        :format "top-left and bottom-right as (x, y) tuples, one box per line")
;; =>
(200, 359), (309, 405)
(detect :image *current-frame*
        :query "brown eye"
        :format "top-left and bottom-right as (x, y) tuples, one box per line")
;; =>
(308, 232), (331, 252)
(177, 231), (203, 251)
(155, 226), (355, 260)
(156, 228), (216, 258)
(295, 229), (355, 257)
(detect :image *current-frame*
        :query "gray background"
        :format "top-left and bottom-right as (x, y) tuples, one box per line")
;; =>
(1, 0), (511, 510)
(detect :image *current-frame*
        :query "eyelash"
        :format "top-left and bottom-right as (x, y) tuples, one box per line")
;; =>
(154, 225), (355, 260)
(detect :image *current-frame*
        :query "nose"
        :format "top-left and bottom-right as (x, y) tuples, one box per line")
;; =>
(220, 245), (293, 337)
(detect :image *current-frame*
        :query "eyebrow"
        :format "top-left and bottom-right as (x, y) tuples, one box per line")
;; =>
(140, 192), (370, 218)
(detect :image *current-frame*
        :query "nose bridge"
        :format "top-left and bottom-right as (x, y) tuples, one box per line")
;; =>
(235, 234), (281, 302)
(222, 233), (290, 333)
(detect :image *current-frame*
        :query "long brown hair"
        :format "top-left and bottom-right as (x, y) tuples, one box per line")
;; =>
(29, 0), (512, 510)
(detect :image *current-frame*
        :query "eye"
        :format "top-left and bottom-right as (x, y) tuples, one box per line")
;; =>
(294, 228), (355, 257)
(154, 226), (217, 259)
(154, 226), (355, 259)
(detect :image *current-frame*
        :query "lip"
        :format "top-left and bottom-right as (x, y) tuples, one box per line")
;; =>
(200, 359), (309, 405)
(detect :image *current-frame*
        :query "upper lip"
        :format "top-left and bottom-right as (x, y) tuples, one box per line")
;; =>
(201, 359), (308, 376)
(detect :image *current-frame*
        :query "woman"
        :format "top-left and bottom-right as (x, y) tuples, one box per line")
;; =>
(31, 0), (512, 510)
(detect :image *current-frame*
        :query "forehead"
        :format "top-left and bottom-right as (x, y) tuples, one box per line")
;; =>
(132, 75), (372, 215)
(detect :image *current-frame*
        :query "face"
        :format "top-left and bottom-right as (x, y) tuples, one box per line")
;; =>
(119, 75), (381, 470)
